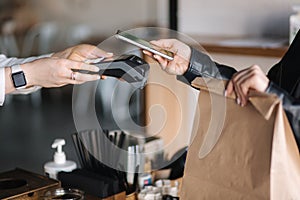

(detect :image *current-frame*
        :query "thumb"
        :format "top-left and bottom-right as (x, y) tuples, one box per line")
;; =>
(225, 80), (234, 96)
(90, 48), (113, 58)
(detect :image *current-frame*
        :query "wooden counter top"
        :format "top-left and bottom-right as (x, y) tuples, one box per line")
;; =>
(189, 35), (289, 58)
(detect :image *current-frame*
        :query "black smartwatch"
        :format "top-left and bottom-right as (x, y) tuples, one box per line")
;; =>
(11, 65), (27, 89)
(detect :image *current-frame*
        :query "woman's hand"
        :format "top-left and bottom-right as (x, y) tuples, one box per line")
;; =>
(52, 44), (113, 62)
(23, 44), (113, 88)
(23, 57), (102, 88)
(143, 39), (191, 75)
(226, 65), (270, 106)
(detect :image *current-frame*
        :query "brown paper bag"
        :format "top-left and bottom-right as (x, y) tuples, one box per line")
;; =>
(180, 78), (300, 199)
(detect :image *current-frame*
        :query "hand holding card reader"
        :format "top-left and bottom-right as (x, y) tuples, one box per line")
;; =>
(87, 55), (149, 89)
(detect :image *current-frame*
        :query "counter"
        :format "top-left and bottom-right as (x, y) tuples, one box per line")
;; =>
(189, 35), (289, 58)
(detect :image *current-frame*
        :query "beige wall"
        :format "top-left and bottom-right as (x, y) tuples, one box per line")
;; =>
(179, 0), (300, 37)
(27, 0), (165, 37)
(4, 1), (168, 55)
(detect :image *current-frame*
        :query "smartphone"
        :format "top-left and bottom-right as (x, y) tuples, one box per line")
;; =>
(80, 55), (150, 88)
(115, 30), (174, 61)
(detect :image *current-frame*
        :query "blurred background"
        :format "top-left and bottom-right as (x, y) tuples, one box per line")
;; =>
(0, 0), (298, 174)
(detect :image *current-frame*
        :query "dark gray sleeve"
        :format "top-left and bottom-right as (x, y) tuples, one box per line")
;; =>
(177, 47), (237, 85)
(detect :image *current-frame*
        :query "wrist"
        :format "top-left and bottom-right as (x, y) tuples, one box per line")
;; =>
(21, 62), (36, 87)
(178, 48), (198, 84)
(263, 80), (270, 92)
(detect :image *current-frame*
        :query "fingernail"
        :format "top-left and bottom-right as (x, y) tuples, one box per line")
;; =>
(87, 64), (99, 71)
(236, 98), (241, 105)
(84, 57), (104, 64)
(153, 55), (159, 59)
(106, 52), (113, 56)
(224, 90), (227, 97)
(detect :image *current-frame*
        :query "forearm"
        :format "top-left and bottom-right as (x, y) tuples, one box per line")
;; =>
(177, 48), (237, 85)
(266, 81), (300, 149)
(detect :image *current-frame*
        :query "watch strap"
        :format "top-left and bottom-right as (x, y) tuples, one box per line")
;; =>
(11, 64), (23, 74)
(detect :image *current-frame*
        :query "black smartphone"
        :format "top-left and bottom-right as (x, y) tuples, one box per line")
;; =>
(115, 30), (174, 61)
(82, 55), (150, 89)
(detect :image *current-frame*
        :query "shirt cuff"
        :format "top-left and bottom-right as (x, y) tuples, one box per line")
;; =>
(0, 53), (53, 67)
(10, 86), (42, 95)
(176, 48), (200, 85)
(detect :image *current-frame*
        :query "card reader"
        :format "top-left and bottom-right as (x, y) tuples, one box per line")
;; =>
(87, 55), (149, 89)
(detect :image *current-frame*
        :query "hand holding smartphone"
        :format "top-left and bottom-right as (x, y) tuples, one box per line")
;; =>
(115, 30), (174, 61)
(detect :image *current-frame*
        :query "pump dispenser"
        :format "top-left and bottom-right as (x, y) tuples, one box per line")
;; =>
(44, 139), (77, 180)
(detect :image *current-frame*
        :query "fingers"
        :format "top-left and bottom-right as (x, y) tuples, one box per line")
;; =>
(226, 78), (242, 106)
(153, 54), (168, 70)
(75, 44), (113, 58)
(225, 80), (233, 96)
(142, 50), (153, 57)
(143, 50), (169, 70)
(100, 75), (107, 80)
(150, 40), (170, 49)
(143, 39), (190, 76)
(89, 47), (113, 58)
(58, 59), (101, 85)
(58, 44), (114, 62)
(68, 71), (100, 84)
(67, 60), (100, 73)
(233, 73), (253, 106)
(225, 65), (269, 107)
(226, 70), (251, 106)
(150, 39), (190, 58)
(150, 39), (176, 49)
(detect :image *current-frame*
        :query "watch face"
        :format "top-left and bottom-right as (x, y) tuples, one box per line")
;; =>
(12, 71), (27, 88)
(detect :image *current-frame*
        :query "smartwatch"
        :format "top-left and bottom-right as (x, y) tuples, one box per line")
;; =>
(11, 65), (27, 89)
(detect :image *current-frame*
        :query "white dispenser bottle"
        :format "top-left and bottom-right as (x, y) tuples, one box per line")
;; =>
(44, 139), (77, 180)
(290, 5), (300, 44)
